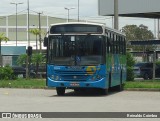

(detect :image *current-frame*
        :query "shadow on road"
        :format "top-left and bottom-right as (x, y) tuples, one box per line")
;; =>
(51, 88), (122, 97)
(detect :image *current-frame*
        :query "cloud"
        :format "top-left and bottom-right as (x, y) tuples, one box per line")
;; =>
(0, 0), (98, 18)
(0, 0), (155, 34)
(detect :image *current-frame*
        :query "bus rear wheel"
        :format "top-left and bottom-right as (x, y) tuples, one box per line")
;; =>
(117, 70), (124, 91)
(117, 83), (124, 91)
(56, 87), (65, 96)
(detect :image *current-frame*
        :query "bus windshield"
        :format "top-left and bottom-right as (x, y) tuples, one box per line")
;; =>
(48, 35), (105, 66)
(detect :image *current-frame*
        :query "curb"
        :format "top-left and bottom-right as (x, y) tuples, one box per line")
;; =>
(125, 88), (160, 91)
(0, 87), (160, 91)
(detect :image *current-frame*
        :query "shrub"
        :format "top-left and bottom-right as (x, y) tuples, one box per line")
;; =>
(156, 61), (160, 66)
(127, 52), (135, 67)
(126, 52), (135, 81)
(127, 67), (135, 81)
(0, 66), (14, 80)
(17, 54), (27, 66)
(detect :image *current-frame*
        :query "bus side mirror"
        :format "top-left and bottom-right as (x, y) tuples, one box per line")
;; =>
(44, 37), (48, 47)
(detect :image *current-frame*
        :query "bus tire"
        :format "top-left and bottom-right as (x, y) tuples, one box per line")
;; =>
(74, 88), (82, 93)
(56, 87), (65, 96)
(109, 72), (111, 88)
(118, 83), (124, 91)
(118, 71), (124, 91)
(120, 70), (123, 90)
(100, 88), (108, 95)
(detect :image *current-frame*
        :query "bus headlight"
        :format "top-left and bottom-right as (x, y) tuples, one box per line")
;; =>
(55, 76), (60, 80)
(50, 75), (61, 81)
(89, 75), (103, 81)
(50, 75), (55, 80)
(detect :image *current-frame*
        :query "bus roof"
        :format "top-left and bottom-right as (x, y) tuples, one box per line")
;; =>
(50, 22), (105, 27)
(49, 22), (125, 36)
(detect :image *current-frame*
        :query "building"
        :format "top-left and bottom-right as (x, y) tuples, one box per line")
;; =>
(98, 0), (160, 62)
(98, 0), (160, 18)
(1, 46), (26, 66)
(0, 14), (76, 48)
(0, 14), (76, 66)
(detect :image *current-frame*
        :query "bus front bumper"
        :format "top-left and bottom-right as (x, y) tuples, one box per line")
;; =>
(47, 77), (107, 89)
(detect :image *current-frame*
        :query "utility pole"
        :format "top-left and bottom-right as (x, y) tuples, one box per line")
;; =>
(154, 19), (156, 38)
(10, 2), (23, 46)
(152, 19), (160, 80)
(26, 0), (30, 78)
(158, 19), (160, 39)
(27, 0), (30, 46)
(153, 50), (156, 80)
(0, 42), (2, 67)
(114, 0), (119, 30)
(64, 7), (75, 22)
(78, 0), (79, 22)
(38, 12), (42, 53)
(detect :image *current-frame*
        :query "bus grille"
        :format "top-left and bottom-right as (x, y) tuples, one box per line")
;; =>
(54, 70), (92, 81)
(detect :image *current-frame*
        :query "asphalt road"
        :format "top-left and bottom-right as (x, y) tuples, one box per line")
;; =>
(0, 88), (160, 121)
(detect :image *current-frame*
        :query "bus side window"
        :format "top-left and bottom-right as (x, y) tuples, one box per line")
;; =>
(115, 35), (118, 54)
(122, 37), (126, 55)
(112, 34), (115, 54)
(106, 37), (110, 54)
(119, 36), (122, 54)
(115, 34), (117, 54)
(110, 33), (113, 54)
(122, 38), (124, 54)
(106, 32), (109, 54)
(117, 35), (120, 54)
(124, 38), (126, 54)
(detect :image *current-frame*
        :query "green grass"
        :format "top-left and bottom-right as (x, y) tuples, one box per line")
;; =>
(124, 80), (160, 89)
(0, 79), (46, 88)
(0, 79), (160, 89)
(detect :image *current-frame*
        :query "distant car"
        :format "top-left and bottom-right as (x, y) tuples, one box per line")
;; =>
(133, 62), (160, 79)
(11, 66), (36, 78)
(29, 65), (46, 78)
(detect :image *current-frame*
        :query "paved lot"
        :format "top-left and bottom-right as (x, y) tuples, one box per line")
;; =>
(0, 88), (160, 121)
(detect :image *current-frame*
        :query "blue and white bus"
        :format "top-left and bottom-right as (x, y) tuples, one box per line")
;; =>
(44, 22), (126, 95)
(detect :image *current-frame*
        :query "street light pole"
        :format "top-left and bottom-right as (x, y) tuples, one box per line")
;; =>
(38, 12), (43, 53)
(26, 0), (30, 79)
(27, 0), (30, 46)
(114, 0), (119, 30)
(78, 0), (79, 22)
(64, 7), (75, 22)
(10, 2), (23, 46)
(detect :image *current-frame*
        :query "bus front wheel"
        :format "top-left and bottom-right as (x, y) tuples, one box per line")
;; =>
(100, 88), (108, 95)
(56, 87), (65, 96)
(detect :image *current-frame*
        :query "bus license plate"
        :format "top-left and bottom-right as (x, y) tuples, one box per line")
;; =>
(70, 83), (79, 86)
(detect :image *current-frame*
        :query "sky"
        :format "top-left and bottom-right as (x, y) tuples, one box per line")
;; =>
(0, 0), (156, 36)
(1, 0), (98, 19)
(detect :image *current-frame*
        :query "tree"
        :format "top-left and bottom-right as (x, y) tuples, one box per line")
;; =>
(17, 54), (27, 67)
(17, 53), (45, 78)
(29, 29), (41, 52)
(29, 28), (45, 53)
(0, 33), (9, 67)
(126, 52), (135, 81)
(122, 24), (154, 51)
(31, 53), (45, 78)
(122, 24), (154, 41)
